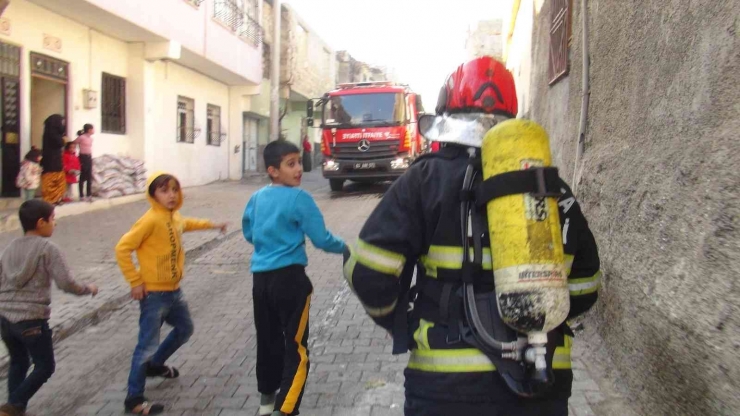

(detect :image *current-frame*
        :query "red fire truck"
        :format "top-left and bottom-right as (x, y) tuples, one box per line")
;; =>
(306, 81), (425, 192)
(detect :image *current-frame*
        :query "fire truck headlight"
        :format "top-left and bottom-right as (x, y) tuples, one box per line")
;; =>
(391, 158), (410, 170)
(324, 159), (340, 171)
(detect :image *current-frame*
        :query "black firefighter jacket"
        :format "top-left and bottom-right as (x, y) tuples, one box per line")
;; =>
(343, 146), (601, 403)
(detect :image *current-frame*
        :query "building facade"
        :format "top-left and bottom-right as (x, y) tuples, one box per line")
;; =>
(0, 0), (264, 195)
(503, 0), (739, 414)
(246, 0), (333, 170)
(465, 19), (503, 61)
(336, 50), (394, 85)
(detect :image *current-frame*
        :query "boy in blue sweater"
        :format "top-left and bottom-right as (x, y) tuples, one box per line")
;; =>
(242, 140), (345, 416)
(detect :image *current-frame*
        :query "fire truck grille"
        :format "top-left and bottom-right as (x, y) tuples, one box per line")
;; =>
(331, 140), (400, 161)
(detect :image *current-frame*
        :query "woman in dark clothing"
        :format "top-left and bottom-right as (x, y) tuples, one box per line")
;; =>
(40, 114), (67, 204)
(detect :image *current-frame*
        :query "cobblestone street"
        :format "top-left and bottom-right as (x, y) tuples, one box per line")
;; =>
(0, 174), (624, 415)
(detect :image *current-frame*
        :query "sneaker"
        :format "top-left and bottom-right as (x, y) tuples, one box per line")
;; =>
(0, 403), (25, 416)
(259, 392), (276, 416)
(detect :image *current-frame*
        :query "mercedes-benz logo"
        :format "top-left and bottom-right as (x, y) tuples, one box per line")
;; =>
(358, 139), (371, 152)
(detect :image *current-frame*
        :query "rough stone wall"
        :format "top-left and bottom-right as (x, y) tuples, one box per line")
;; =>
(517, 0), (739, 414)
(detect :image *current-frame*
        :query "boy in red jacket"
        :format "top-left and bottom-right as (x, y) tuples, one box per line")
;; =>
(62, 142), (81, 203)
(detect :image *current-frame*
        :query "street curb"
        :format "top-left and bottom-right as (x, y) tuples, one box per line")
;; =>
(0, 229), (242, 376)
(0, 193), (147, 234)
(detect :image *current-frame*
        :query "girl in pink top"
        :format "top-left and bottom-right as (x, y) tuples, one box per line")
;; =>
(74, 124), (94, 202)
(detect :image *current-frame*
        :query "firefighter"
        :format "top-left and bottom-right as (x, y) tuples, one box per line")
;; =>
(342, 56), (601, 415)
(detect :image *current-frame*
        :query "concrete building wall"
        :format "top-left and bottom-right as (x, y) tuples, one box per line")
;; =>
(148, 61), (230, 187)
(87, 0), (206, 53)
(0, 0), (263, 194)
(81, 0), (262, 83)
(2, 0), (133, 158)
(466, 19), (503, 61)
(283, 5), (334, 101)
(506, 0), (740, 414)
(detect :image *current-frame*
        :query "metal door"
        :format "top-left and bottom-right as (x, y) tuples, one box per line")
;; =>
(0, 43), (20, 197)
(243, 117), (258, 172)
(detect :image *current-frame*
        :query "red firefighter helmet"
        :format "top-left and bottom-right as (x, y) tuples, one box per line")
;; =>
(421, 57), (518, 148)
(435, 56), (518, 117)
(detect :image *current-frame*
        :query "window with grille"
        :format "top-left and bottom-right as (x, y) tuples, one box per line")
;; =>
(183, 0), (205, 7)
(177, 96), (196, 143)
(214, 0), (263, 46)
(207, 104), (222, 146)
(102, 73), (126, 134)
(548, 0), (571, 85)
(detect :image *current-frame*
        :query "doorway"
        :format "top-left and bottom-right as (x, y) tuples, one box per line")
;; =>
(243, 116), (259, 173)
(0, 42), (20, 197)
(30, 53), (68, 151)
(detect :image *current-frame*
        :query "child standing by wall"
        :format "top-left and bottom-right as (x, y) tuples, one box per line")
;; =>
(74, 124), (94, 202)
(242, 141), (346, 416)
(16, 148), (42, 201)
(62, 142), (80, 203)
(115, 172), (227, 415)
(0, 200), (98, 416)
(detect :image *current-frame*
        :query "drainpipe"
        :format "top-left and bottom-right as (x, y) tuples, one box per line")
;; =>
(269, 0), (281, 142)
(572, 0), (590, 195)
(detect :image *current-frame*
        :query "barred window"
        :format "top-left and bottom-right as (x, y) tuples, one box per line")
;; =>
(177, 96), (195, 144)
(207, 104), (222, 146)
(101, 73), (126, 134)
(548, 0), (571, 85)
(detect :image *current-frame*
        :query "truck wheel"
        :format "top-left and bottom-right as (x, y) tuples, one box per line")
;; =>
(329, 179), (345, 192)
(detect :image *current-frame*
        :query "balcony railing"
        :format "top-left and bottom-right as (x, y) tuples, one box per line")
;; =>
(239, 15), (264, 47)
(183, 0), (205, 7)
(214, 0), (263, 46)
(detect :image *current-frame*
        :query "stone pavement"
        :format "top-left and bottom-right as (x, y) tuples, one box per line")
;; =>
(0, 180), (264, 370)
(0, 173), (629, 415)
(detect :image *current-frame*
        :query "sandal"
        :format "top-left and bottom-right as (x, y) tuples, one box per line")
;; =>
(145, 363), (180, 379)
(124, 398), (164, 415)
(0, 403), (24, 416)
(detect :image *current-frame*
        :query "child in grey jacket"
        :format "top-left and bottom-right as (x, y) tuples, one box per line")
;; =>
(0, 200), (98, 416)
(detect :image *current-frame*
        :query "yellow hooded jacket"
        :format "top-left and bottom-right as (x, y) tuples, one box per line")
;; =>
(115, 172), (214, 291)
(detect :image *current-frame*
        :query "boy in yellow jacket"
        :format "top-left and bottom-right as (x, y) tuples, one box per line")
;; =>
(116, 172), (227, 415)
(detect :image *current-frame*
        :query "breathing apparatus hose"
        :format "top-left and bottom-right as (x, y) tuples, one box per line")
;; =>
(460, 151), (519, 353)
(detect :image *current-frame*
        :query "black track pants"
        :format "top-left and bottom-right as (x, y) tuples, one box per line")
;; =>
(253, 265), (313, 416)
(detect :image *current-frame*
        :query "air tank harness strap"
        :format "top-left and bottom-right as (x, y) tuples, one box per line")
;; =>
(474, 167), (562, 208)
(414, 278), (466, 345)
(392, 261), (417, 355)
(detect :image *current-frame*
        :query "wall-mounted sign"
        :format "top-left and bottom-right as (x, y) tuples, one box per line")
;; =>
(84, 89), (98, 109)
(0, 19), (10, 36)
(42, 34), (62, 53)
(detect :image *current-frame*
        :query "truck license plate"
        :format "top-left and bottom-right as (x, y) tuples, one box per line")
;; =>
(354, 162), (376, 169)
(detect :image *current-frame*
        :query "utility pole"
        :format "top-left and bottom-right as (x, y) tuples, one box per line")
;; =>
(269, 0), (281, 141)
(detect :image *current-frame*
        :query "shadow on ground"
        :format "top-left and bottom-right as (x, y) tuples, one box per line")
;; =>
(328, 181), (393, 200)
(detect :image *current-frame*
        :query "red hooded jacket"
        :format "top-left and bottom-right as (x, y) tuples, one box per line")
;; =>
(63, 150), (81, 184)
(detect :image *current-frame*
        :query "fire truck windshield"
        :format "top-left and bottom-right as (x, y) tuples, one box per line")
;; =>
(323, 93), (405, 127)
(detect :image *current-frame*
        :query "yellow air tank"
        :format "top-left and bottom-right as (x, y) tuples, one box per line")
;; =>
(480, 119), (569, 350)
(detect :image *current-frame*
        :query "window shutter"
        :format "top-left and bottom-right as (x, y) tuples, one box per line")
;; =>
(548, 0), (571, 85)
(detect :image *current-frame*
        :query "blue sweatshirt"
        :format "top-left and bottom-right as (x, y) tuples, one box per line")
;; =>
(242, 186), (346, 273)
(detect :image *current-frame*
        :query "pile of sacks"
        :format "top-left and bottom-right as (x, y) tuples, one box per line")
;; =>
(91, 154), (147, 199)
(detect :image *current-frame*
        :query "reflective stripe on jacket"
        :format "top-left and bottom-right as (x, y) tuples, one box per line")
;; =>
(343, 146), (601, 402)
